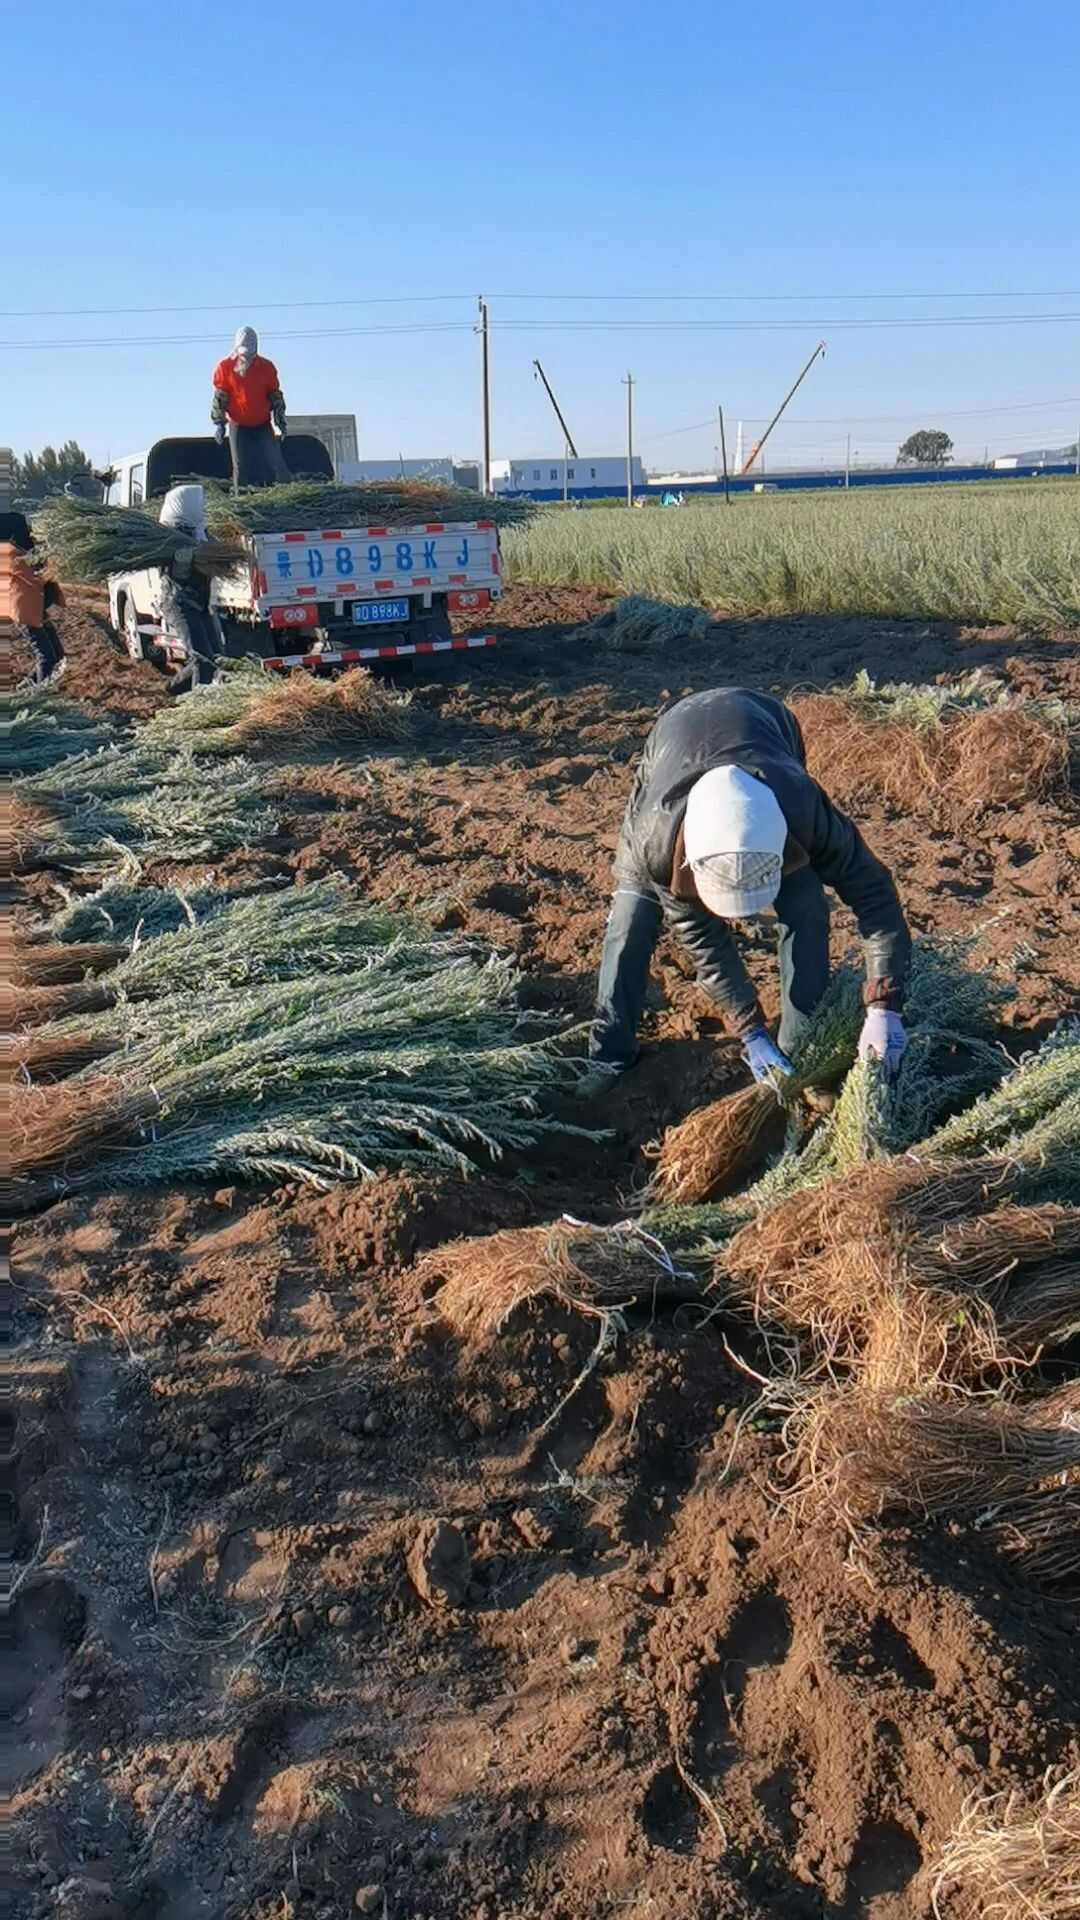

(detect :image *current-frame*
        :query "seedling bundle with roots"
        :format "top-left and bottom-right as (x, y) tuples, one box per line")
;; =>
(794, 669), (1076, 817)
(16, 743), (278, 870)
(429, 1218), (704, 1344)
(37, 496), (246, 584)
(649, 938), (1011, 1219)
(932, 1767), (1080, 1920)
(569, 595), (712, 654)
(202, 478), (534, 538)
(5, 882), (593, 1208)
(784, 1382), (1080, 1534)
(136, 664), (413, 758)
(2, 693), (113, 773)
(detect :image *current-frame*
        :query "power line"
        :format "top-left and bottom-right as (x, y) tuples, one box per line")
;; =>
(4, 313), (1078, 353)
(645, 395), (1080, 437)
(4, 288), (1078, 319)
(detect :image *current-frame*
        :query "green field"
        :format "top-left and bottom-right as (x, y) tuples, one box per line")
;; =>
(503, 479), (1080, 628)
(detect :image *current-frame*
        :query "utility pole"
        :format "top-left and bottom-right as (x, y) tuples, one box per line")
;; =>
(623, 371), (635, 507)
(718, 405), (731, 506)
(1075, 422), (1079, 477)
(845, 432), (851, 489)
(478, 296), (491, 494)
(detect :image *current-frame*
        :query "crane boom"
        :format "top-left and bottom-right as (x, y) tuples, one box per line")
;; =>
(532, 360), (579, 459)
(741, 341), (827, 475)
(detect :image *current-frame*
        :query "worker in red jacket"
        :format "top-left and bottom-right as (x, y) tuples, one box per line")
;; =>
(210, 326), (290, 490)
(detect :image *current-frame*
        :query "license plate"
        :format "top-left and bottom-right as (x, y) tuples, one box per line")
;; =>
(353, 598), (410, 626)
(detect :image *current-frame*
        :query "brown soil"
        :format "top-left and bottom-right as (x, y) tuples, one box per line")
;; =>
(8, 591), (1079, 1919)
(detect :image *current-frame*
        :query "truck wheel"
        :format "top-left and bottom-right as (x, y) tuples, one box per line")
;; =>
(120, 595), (144, 662)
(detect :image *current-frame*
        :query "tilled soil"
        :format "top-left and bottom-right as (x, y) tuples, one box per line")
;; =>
(8, 592), (1079, 1919)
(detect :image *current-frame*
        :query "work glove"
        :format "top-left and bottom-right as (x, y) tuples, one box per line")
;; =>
(214, 422), (227, 445)
(742, 1027), (795, 1087)
(276, 422), (288, 440)
(858, 1007), (908, 1079)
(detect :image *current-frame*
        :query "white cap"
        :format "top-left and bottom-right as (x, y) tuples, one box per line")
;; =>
(683, 765), (787, 918)
(159, 484), (207, 543)
(233, 325), (258, 358)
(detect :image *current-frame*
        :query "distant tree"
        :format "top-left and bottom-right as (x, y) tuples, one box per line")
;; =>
(14, 440), (96, 500)
(897, 429), (953, 468)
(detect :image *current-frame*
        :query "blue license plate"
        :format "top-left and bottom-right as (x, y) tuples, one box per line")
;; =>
(353, 598), (410, 626)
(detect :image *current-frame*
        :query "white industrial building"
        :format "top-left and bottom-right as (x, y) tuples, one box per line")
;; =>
(339, 456), (455, 484)
(490, 455), (645, 494)
(289, 414), (359, 475)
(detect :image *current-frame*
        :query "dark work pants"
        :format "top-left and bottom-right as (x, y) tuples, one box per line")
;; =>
(590, 863), (831, 1065)
(162, 582), (220, 695)
(26, 622), (65, 684)
(228, 422), (290, 490)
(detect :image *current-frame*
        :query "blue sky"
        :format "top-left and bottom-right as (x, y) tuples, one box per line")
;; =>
(7, 0), (1078, 473)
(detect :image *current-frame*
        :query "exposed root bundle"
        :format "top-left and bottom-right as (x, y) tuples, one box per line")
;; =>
(3, 1078), (161, 1195)
(786, 1385), (1080, 1526)
(795, 674), (1074, 817)
(649, 1083), (786, 1205)
(1, 792), (61, 871)
(927, 1203), (1080, 1294)
(429, 1219), (699, 1342)
(2, 979), (119, 1029)
(233, 668), (413, 749)
(998, 1259), (1080, 1356)
(991, 1482), (1080, 1592)
(8, 940), (127, 988)
(3, 1029), (117, 1084)
(931, 1767), (1080, 1919)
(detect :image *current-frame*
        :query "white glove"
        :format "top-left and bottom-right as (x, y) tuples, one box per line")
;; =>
(858, 1007), (907, 1079)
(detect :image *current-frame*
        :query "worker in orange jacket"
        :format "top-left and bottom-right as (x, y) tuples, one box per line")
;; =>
(0, 512), (66, 685)
(210, 326), (290, 490)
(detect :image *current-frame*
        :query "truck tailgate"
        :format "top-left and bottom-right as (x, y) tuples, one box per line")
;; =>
(239, 521), (501, 613)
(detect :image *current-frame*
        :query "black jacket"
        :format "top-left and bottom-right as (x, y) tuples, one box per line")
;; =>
(614, 687), (910, 1029)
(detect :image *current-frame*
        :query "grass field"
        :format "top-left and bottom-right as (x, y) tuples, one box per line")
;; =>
(503, 477), (1080, 627)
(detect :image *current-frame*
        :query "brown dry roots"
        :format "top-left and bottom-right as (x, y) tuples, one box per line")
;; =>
(785, 1382), (1080, 1530)
(794, 696), (1070, 817)
(6, 940), (126, 988)
(426, 1220), (701, 1342)
(931, 1766), (1080, 1920)
(2, 1029), (118, 1084)
(649, 1083), (786, 1207)
(0, 793), (61, 873)
(233, 668), (412, 749)
(724, 1161), (1080, 1386)
(1, 979), (119, 1029)
(2, 1077), (160, 1198)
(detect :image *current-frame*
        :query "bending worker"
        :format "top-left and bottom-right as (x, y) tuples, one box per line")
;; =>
(590, 686), (910, 1085)
(210, 326), (290, 489)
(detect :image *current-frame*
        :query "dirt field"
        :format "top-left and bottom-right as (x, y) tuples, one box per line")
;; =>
(9, 593), (1079, 1920)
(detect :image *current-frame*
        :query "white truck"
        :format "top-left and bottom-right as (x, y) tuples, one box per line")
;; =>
(106, 437), (503, 675)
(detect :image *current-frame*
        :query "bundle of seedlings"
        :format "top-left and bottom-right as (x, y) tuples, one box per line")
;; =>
(17, 751), (278, 869)
(16, 882), (426, 1070)
(36, 496), (245, 584)
(202, 478), (534, 538)
(569, 594), (711, 654)
(429, 1217), (706, 1343)
(136, 662), (412, 758)
(931, 1766), (1080, 1920)
(793, 668), (1075, 815)
(42, 877), (222, 945)
(784, 1379), (1080, 1533)
(7, 940), (590, 1208)
(1, 791), (62, 874)
(649, 936), (1011, 1217)
(916, 1019), (1080, 1188)
(990, 1481), (1080, 1593)
(8, 938), (126, 988)
(2, 694), (113, 774)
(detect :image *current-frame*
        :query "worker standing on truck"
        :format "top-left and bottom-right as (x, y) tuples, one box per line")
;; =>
(587, 687), (910, 1087)
(157, 486), (220, 695)
(210, 326), (290, 490)
(0, 510), (66, 686)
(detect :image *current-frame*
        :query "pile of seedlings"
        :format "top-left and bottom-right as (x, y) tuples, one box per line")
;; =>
(136, 662), (413, 757)
(793, 668), (1077, 815)
(36, 495), (246, 583)
(569, 594), (712, 653)
(6, 880), (590, 1211)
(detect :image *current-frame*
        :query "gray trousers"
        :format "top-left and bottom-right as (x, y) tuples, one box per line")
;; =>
(590, 864), (831, 1064)
(228, 422), (290, 491)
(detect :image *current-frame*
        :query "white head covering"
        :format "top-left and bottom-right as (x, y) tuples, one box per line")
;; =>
(159, 484), (208, 543)
(233, 325), (258, 373)
(683, 765), (788, 918)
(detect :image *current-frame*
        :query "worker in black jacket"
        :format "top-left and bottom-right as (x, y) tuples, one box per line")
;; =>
(590, 687), (911, 1086)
